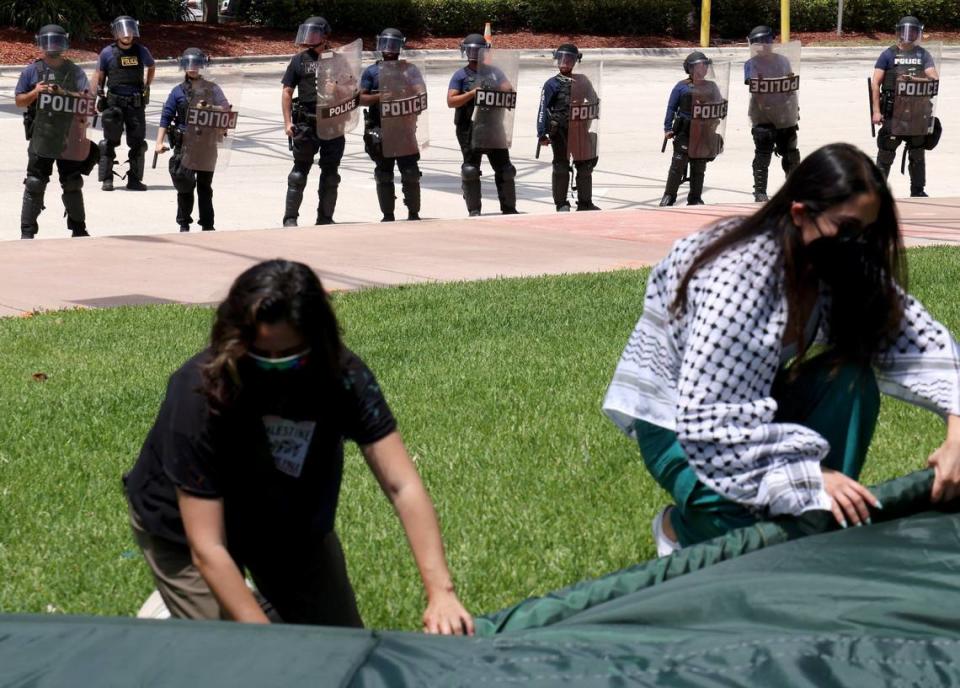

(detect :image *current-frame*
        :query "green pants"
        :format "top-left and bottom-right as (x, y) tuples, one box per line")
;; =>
(637, 356), (880, 547)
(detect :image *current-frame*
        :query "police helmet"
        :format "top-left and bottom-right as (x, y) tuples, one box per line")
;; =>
(747, 25), (774, 45)
(460, 33), (490, 61)
(35, 24), (69, 56)
(377, 28), (405, 56)
(554, 43), (582, 69)
(111, 16), (140, 40)
(179, 47), (209, 73)
(296, 16), (331, 47)
(683, 51), (711, 74)
(896, 15), (923, 44)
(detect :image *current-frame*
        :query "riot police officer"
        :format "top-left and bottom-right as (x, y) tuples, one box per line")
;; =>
(446, 33), (518, 216)
(660, 52), (724, 206)
(744, 25), (800, 202)
(536, 43), (600, 212)
(871, 16), (940, 196)
(15, 25), (97, 239)
(93, 15), (155, 191)
(281, 16), (352, 226)
(155, 48), (228, 232)
(360, 28), (423, 222)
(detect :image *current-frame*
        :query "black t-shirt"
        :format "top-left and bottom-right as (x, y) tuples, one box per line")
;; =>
(124, 347), (396, 566)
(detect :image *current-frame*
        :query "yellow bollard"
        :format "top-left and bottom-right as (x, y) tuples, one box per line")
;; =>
(781, 0), (790, 42)
(700, 0), (711, 48)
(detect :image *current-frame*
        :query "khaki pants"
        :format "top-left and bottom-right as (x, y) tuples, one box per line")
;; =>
(128, 503), (363, 626)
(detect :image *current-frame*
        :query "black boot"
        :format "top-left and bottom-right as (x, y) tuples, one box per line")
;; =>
(400, 169), (421, 219)
(575, 162), (599, 211)
(752, 152), (771, 203)
(659, 194), (675, 207)
(687, 160), (707, 205)
(317, 172), (340, 225)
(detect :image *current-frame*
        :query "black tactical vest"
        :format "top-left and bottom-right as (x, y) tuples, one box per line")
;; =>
(454, 68), (479, 129)
(547, 75), (573, 128)
(881, 46), (927, 115)
(106, 43), (145, 89)
(294, 50), (319, 105)
(365, 62), (382, 128)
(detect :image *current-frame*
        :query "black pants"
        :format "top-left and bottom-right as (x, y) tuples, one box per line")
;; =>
(99, 97), (146, 181)
(284, 124), (345, 224)
(663, 132), (709, 203)
(456, 127), (516, 213)
(876, 122), (927, 191)
(367, 139), (421, 216)
(21, 151), (86, 235)
(549, 128), (598, 209)
(169, 154), (214, 228)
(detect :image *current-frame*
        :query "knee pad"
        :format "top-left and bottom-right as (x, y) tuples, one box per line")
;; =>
(374, 168), (394, 184)
(61, 174), (83, 193)
(907, 147), (925, 162)
(877, 133), (900, 153)
(98, 139), (112, 158)
(170, 159), (196, 193)
(782, 148), (801, 171)
(751, 125), (776, 153)
(287, 169), (307, 191)
(400, 167), (421, 185)
(24, 175), (47, 193)
(320, 170), (341, 188)
(101, 107), (124, 146)
(876, 148), (897, 166)
(461, 163), (481, 182)
(498, 163), (517, 182)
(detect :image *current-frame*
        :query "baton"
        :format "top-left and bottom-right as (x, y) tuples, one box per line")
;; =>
(92, 113), (99, 129)
(661, 137), (668, 153)
(535, 140), (541, 159)
(151, 151), (158, 169)
(867, 78), (876, 138)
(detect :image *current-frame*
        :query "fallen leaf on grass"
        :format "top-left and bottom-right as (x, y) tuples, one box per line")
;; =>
(32, 372), (48, 382)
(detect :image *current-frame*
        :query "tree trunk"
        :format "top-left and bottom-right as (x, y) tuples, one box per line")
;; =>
(204, 0), (219, 24)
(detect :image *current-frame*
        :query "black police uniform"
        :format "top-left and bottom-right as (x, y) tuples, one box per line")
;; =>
(97, 42), (151, 189)
(282, 49), (348, 226)
(537, 74), (599, 210)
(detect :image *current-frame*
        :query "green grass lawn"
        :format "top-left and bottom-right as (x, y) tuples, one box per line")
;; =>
(2, 247), (959, 629)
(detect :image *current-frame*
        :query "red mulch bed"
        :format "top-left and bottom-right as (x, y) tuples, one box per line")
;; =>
(2, 23), (958, 65)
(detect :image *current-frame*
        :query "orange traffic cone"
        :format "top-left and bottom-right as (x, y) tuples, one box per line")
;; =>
(484, 21), (492, 46)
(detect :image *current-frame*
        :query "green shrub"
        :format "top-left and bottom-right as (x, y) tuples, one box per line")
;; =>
(0, 0), (187, 38)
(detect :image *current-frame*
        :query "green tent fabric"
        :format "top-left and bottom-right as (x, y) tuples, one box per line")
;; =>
(2, 470), (959, 687)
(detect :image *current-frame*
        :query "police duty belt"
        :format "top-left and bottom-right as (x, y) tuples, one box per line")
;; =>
(37, 91), (97, 116)
(380, 92), (428, 118)
(570, 100), (600, 121)
(897, 79), (940, 98)
(749, 76), (800, 94)
(692, 100), (729, 120)
(474, 89), (517, 110)
(318, 93), (361, 119)
(187, 106), (239, 129)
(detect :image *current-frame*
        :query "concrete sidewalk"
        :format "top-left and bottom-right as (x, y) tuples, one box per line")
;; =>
(1, 197), (957, 317)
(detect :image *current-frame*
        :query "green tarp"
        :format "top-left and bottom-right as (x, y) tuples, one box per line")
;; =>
(2, 470), (959, 686)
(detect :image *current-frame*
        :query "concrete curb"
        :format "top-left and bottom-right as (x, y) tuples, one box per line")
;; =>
(4, 45), (959, 70)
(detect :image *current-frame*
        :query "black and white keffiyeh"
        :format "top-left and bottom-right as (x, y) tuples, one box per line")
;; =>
(603, 220), (960, 517)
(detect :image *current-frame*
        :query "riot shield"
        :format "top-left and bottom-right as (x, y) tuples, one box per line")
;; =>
(688, 61), (730, 161)
(180, 74), (240, 173)
(315, 38), (362, 140)
(567, 58), (602, 162)
(379, 54), (430, 158)
(29, 72), (96, 161)
(889, 43), (941, 137)
(470, 49), (520, 150)
(746, 40), (800, 130)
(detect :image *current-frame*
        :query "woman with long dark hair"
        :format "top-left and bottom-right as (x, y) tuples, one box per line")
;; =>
(604, 143), (960, 555)
(125, 260), (473, 633)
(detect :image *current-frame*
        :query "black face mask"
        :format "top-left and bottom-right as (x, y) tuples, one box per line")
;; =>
(804, 219), (871, 286)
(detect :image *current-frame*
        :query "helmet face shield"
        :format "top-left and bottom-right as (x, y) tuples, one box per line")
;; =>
(376, 34), (404, 55)
(747, 32), (773, 45)
(111, 17), (140, 40)
(461, 41), (488, 60)
(897, 22), (923, 43)
(36, 32), (69, 55)
(179, 52), (209, 73)
(555, 49), (581, 70)
(295, 23), (329, 46)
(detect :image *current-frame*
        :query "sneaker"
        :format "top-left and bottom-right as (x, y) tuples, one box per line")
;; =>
(556, 204), (571, 212)
(687, 197), (705, 206)
(911, 189), (929, 198)
(753, 192), (769, 203)
(179, 225), (190, 232)
(126, 179), (147, 191)
(576, 203), (601, 211)
(282, 218), (297, 227)
(71, 228), (90, 237)
(407, 212), (421, 221)
(101, 179), (114, 191)
(316, 216), (335, 225)
(659, 194), (675, 207)
(381, 213), (395, 222)
(501, 208), (519, 215)
(468, 209), (481, 217)
(201, 226), (215, 232)
(20, 231), (35, 240)
(652, 506), (681, 558)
